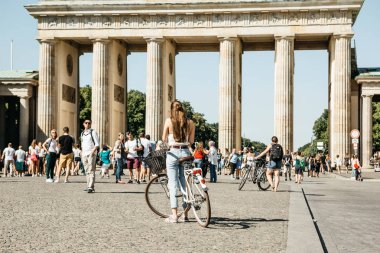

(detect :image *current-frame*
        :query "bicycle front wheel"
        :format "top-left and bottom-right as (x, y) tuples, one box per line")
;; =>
(145, 174), (172, 218)
(188, 178), (211, 227)
(257, 172), (271, 191)
(238, 167), (251, 191)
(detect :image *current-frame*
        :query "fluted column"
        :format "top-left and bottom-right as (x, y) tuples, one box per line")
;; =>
(92, 39), (109, 145)
(37, 40), (56, 140)
(145, 38), (164, 141)
(19, 96), (31, 148)
(274, 35), (294, 152)
(362, 94), (373, 168)
(330, 34), (352, 160)
(219, 37), (238, 152)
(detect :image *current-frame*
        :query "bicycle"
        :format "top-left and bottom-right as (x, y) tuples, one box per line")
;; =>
(144, 153), (211, 228)
(238, 159), (271, 191)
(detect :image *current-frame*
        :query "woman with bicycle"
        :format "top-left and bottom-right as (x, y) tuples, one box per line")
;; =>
(162, 100), (195, 223)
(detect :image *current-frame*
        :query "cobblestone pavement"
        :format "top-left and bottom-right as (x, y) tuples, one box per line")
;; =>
(0, 174), (289, 252)
(301, 174), (380, 253)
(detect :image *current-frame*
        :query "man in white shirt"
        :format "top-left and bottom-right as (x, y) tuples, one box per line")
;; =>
(139, 132), (152, 182)
(80, 119), (100, 193)
(15, 146), (26, 177)
(125, 132), (143, 184)
(208, 141), (218, 183)
(2, 143), (15, 177)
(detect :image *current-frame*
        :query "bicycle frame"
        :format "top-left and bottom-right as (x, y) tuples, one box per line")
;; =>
(178, 162), (208, 207)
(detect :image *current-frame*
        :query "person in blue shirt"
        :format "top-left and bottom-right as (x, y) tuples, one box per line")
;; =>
(99, 145), (112, 178)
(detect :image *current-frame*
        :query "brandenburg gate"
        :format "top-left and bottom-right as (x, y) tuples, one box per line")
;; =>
(26, 0), (365, 161)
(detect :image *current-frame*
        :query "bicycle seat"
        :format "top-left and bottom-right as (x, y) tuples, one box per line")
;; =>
(179, 156), (194, 163)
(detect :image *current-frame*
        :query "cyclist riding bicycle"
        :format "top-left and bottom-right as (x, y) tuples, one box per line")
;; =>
(162, 100), (195, 223)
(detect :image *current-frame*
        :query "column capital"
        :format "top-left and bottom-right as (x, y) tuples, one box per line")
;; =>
(91, 38), (110, 44)
(144, 37), (164, 43)
(218, 36), (239, 42)
(362, 93), (374, 98)
(274, 34), (295, 41)
(38, 39), (57, 45)
(332, 33), (354, 39)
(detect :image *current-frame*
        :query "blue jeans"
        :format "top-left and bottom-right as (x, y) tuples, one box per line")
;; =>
(194, 159), (203, 169)
(116, 158), (123, 181)
(166, 148), (191, 209)
(210, 164), (217, 182)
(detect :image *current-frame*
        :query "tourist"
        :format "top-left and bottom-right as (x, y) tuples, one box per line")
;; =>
(320, 152), (326, 174)
(139, 132), (152, 182)
(55, 127), (75, 183)
(244, 148), (256, 178)
(308, 155), (316, 177)
(146, 134), (156, 152)
(113, 133), (126, 184)
(228, 149), (238, 180)
(15, 146), (26, 177)
(72, 144), (81, 175)
(193, 142), (205, 169)
(235, 149), (243, 180)
(223, 148), (230, 175)
(282, 150), (292, 181)
(294, 152), (302, 184)
(315, 153), (321, 177)
(344, 153), (350, 174)
(335, 155), (342, 174)
(255, 136), (284, 192)
(2, 143), (15, 177)
(37, 142), (46, 176)
(351, 155), (362, 181)
(125, 132), (142, 184)
(207, 141), (218, 183)
(80, 119), (100, 193)
(299, 152), (307, 181)
(162, 100), (195, 223)
(99, 145), (112, 178)
(217, 148), (222, 175)
(325, 153), (331, 173)
(43, 129), (58, 183)
(28, 140), (39, 177)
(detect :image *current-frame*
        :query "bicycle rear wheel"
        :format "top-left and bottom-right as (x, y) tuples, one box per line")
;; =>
(188, 178), (211, 227)
(238, 167), (251, 191)
(257, 171), (271, 191)
(145, 174), (172, 218)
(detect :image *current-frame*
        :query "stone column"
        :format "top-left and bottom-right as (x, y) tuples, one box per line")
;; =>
(218, 37), (239, 152)
(37, 39), (56, 140)
(92, 39), (109, 145)
(19, 96), (30, 148)
(361, 94), (373, 168)
(145, 38), (164, 141)
(330, 34), (352, 160)
(274, 35), (294, 152)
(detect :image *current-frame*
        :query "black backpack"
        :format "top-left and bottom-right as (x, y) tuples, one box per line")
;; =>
(270, 144), (283, 162)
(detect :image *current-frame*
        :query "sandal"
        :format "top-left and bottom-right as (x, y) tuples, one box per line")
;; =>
(165, 215), (178, 223)
(178, 215), (189, 223)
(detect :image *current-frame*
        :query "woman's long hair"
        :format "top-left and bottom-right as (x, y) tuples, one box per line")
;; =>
(170, 100), (188, 142)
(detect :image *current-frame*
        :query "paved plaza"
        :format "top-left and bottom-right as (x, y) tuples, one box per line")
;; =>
(0, 174), (290, 253)
(1, 172), (379, 252)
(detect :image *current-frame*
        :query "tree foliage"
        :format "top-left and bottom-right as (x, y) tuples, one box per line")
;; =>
(79, 85), (92, 130)
(181, 101), (218, 146)
(242, 137), (267, 153)
(127, 90), (146, 137)
(373, 102), (380, 150)
(298, 109), (328, 155)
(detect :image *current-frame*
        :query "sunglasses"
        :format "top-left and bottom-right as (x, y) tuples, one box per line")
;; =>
(84, 122), (91, 124)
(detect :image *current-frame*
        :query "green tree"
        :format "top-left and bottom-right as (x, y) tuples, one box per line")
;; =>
(373, 102), (380, 150)
(79, 85), (92, 130)
(298, 109), (328, 155)
(127, 90), (146, 137)
(242, 137), (266, 153)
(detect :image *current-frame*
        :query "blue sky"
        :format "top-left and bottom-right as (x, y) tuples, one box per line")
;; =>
(0, 0), (379, 148)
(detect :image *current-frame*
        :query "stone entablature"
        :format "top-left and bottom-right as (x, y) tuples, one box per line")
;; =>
(37, 10), (353, 31)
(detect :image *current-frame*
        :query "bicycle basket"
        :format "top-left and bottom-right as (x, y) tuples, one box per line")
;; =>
(143, 149), (167, 174)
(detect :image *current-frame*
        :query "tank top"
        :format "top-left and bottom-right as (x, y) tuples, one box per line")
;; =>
(194, 149), (204, 159)
(168, 133), (189, 146)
